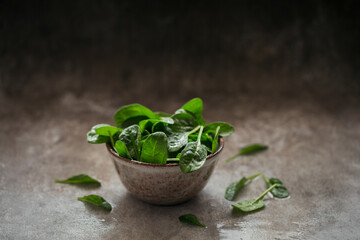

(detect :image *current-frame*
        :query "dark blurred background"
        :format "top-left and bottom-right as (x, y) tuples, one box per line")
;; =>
(1, 0), (360, 112)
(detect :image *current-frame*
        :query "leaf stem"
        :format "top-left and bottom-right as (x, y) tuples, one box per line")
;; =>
(262, 175), (270, 184)
(253, 184), (278, 203)
(196, 126), (204, 149)
(214, 126), (220, 136)
(167, 158), (180, 162)
(225, 153), (241, 163)
(108, 131), (115, 148)
(247, 172), (262, 181)
(188, 125), (201, 135)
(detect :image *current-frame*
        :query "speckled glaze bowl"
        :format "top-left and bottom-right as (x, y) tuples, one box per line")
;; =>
(107, 137), (224, 205)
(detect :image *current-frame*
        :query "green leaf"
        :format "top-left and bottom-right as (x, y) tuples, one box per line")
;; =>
(95, 125), (121, 137)
(142, 129), (151, 138)
(232, 184), (278, 213)
(263, 176), (289, 198)
(189, 132), (213, 153)
(118, 125), (141, 160)
(152, 121), (167, 133)
(154, 111), (172, 117)
(114, 104), (159, 128)
(178, 214), (206, 227)
(225, 144), (268, 162)
(211, 126), (220, 153)
(122, 116), (151, 128)
(167, 126), (201, 153)
(175, 109), (205, 126)
(159, 117), (174, 124)
(154, 112), (174, 124)
(180, 143), (207, 173)
(232, 199), (265, 212)
(139, 119), (160, 133)
(188, 133), (212, 142)
(170, 112), (199, 132)
(180, 98), (203, 120)
(139, 119), (172, 134)
(140, 132), (168, 164)
(55, 174), (101, 186)
(225, 177), (247, 201)
(168, 132), (189, 152)
(87, 124), (111, 144)
(114, 140), (132, 159)
(204, 122), (234, 136)
(239, 144), (268, 155)
(225, 173), (262, 201)
(179, 126), (207, 173)
(77, 195), (112, 211)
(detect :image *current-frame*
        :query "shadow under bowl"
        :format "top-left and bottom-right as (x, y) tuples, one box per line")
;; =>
(107, 137), (224, 205)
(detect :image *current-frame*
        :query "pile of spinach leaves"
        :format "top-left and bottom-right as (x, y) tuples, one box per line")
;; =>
(87, 98), (234, 173)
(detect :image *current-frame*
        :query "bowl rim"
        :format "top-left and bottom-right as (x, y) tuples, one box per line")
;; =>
(107, 137), (224, 168)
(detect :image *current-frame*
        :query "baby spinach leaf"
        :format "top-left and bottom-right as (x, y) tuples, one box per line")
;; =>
(140, 132), (168, 164)
(108, 131), (115, 148)
(225, 172), (262, 201)
(232, 199), (265, 213)
(180, 126), (208, 173)
(122, 116), (153, 128)
(168, 132), (189, 152)
(232, 184), (278, 213)
(142, 129), (151, 137)
(95, 125), (122, 137)
(204, 122), (234, 136)
(263, 176), (289, 198)
(87, 124), (111, 144)
(139, 119), (160, 133)
(139, 119), (173, 134)
(225, 178), (247, 201)
(175, 109), (206, 126)
(180, 142), (207, 173)
(189, 132), (213, 153)
(154, 112), (175, 124)
(225, 144), (268, 162)
(238, 144), (268, 155)
(77, 194), (112, 211)
(177, 106), (206, 124)
(114, 103), (159, 128)
(188, 133), (212, 142)
(154, 111), (171, 117)
(159, 117), (174, 124)
(179, 98), (203, 120)
(114, 140), (132, 159)
(211, 126), (220, 153)
(170, 112), (199, 132)
(118, 125), (141, 160)
(55, 174), (101, 186)
(179, 214), (206, 227)
(168, 126), (201, 152)
(152, 121), (167, 133)
(89, 98), (235, 173)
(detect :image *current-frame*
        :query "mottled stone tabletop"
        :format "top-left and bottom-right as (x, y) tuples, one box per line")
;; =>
(1, 1), (360, 239)
(1, 93), (359, 239)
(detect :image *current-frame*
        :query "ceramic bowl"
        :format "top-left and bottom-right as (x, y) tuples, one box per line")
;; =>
(107, 137), (224, 205)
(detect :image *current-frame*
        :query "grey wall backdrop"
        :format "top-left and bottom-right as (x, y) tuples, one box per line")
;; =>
(1, 1), (359, 105)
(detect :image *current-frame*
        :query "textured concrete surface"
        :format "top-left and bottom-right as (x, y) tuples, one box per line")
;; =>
(1, 94), (360, 240)
(1, 1), (360, 239)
